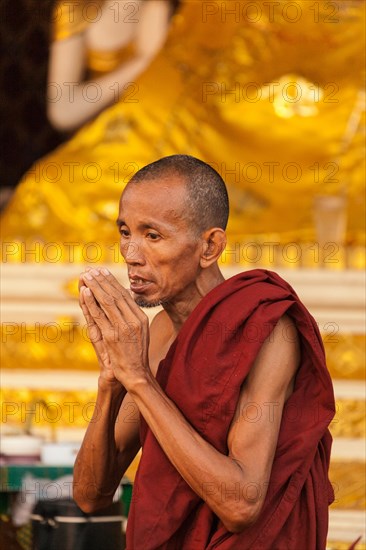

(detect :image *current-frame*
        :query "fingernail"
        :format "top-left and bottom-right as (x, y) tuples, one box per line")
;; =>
(84, 288), (92, 296)
(101, 268), (110, 275)
(84, 273), (93, 280)
(91, 269), (100, 276)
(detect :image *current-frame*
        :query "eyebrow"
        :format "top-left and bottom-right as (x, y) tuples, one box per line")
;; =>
(116, 219), (174, 232)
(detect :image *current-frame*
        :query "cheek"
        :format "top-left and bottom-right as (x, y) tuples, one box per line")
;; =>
(163, 257), (199, 288)
(150, 240), (201, 286)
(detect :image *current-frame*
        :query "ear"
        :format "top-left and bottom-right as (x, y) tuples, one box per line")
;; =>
(200, 228), (227, 268)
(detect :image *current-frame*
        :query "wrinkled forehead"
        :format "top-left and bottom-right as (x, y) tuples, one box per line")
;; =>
(119, 175), (190, 224)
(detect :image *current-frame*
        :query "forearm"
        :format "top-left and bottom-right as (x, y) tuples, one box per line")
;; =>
(48, 55), (149, 132)
(73, 379), (127, 512)
(129, 376), (260, 530)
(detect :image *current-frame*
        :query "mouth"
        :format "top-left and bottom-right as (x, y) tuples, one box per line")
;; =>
(128, 275), (153, 294)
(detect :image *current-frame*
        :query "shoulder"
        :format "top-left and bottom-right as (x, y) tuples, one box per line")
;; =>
(248, 313), (300, 399)
(150, 309), (172, 333)
(148, 310), (176, 375)
(52, 0), (89, 42)
(258, 313), (300, 364)
(272, 313), (299, 344)
(149, 309), (175, 350)
(225, 269), (297, 300)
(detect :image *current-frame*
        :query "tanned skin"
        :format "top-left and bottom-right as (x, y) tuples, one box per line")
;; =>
(73, 174), (300, 533)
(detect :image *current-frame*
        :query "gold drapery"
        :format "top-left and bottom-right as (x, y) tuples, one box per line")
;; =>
(1, 0), (365, 255)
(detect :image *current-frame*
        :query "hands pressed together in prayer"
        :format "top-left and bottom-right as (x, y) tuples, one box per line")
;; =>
(79, 267), (151, 392)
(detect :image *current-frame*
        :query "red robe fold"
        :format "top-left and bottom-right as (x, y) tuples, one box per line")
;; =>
(126, 269), (335, 550)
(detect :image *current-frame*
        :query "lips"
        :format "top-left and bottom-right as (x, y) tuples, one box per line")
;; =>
(128, 274), (153, 293)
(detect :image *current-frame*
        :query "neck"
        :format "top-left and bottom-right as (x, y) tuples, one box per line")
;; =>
(163, 265), (225, 334)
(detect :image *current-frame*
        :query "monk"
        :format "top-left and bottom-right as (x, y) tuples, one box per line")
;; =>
(74, 155), (335, 549)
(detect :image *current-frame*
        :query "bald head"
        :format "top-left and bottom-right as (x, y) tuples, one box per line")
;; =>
(128, 155), (229, 236)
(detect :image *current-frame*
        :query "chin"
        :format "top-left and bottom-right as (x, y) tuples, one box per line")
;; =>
(134, 295), (163, 308)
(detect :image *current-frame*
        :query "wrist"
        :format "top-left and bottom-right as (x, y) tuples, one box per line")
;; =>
(128, 369), (155, 395)
(126, 370), (155, 398)
(97, 376), (125, 396)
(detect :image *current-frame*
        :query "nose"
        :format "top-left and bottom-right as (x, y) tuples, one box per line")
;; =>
(121, 240), (145, 265)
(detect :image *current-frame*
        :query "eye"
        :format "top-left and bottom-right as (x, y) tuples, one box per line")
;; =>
(147, 232), (160, 240)
(119, 226), (130, 237)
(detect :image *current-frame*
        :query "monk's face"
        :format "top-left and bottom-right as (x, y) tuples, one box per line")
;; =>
(118, 175), (203, 307)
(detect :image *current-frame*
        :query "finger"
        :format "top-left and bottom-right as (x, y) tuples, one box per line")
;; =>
(82, 268), (129, 298)
(81, 286), (110, 329)
(80, 269), (135, 322)
(90, 268), (148, 323)
(80, 288), (109, 350)
(79, 286), (96, 323)
(79, 267), (93, 291)
(79, 285), (90, 314)
(82, 286), (137, 349)
(78, 275), (85, 292)
(82, 276), (150, 351)
(81, 277), (123, 326)
(79, 287), (102, 331)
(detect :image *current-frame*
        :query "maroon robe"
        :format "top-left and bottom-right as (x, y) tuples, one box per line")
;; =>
(126, 269), (335, 549)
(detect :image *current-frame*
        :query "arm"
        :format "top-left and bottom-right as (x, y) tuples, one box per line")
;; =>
(73, 383), (141, 513)
(129, 315), (300, 532)
(73, 274), (141, 513)
(81, 269), (300, 531)
(47, 0), (172, 131)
